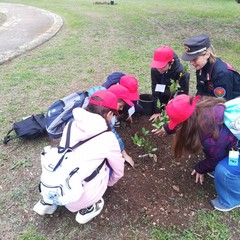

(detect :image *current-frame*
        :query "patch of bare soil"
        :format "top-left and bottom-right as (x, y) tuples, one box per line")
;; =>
(1, 114), (218, 240)
(105, 114), (215, 228)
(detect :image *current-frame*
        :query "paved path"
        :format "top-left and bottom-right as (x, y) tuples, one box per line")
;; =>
(0, 3), (63, 64)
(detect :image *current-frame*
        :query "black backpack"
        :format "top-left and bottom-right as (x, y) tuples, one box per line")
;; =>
(3, 113), (47, 144)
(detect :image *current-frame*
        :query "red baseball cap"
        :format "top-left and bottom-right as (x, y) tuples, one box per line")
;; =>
(108, 84), (134, 106)
(151, 46), (174, 69)
(89, 89), (118, 114)
(120, 75), (139, 101)
(166, 95), (201, 130)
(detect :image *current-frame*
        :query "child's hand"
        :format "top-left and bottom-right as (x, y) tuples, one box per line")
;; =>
(125, 115), (133, 123)
(122, 150), (134, 167)
(152, 127), (166, 136)
(191, 169), (204, 185)
(149, 113), (160, 122)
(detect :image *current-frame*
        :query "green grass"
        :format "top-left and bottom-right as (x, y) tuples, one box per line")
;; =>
(151, 210), (239, 240)
(18, 227), (46, 240)
(0, 0), (240, 239)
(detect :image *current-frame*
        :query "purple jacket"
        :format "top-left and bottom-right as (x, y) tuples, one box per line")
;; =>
(164, 105), (238, 174)
(196, 105), (237, 174)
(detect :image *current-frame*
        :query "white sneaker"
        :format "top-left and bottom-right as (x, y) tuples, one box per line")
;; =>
(33, 199), (57, 216)
(75, 198), (104, 224)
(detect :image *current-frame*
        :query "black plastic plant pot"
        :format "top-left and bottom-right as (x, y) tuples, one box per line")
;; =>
(138, 94), (154, 116)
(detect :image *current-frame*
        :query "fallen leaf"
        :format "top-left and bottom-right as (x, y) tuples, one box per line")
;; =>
(172, 185), (180, 192)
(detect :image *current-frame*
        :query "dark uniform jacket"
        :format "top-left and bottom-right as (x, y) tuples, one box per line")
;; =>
(196, 58), (240, 101)
(151, 54), (190, 113)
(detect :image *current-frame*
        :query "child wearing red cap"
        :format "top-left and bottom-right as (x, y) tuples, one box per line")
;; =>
(101, 73), (142, 166)
(182, 34), (240, 100)
(33, 90), (125, 224)
(86, 85), (136, 167)
(150, 45), (190, 122)
(107, 84), (135, 166)
(102, 72), (143, 123)
(47, 84), (135, 167)
(158, 94), (240, 212)
(102, 72), (140, 101)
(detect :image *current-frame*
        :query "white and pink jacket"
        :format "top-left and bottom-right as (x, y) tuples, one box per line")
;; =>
(61, 108), (124, 212)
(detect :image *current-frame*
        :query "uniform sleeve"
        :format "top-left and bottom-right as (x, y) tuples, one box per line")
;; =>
(213, 70), (234, 101)
(106, 134), (125, 186)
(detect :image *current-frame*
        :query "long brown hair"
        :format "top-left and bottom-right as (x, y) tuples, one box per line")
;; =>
(173, 96), (226, 158)
(86, 96), (113, 130)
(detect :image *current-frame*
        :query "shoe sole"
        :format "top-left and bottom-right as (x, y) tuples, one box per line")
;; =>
(33, 203), (57, 216)
(210, 199), (240, 212)
(76, 198), (104, 224)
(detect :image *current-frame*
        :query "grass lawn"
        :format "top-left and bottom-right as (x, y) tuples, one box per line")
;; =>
(0, 0), (240, 239)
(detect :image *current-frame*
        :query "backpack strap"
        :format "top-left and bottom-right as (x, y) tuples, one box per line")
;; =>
(83, 158), (107, 183)
(71, 130), (108, 150)
(53, 121), (75, 171)
(59, 121), (108, 150)
(55, 122), (109, 171)
(64, 121), (73, 149)
(3, 128), (16, 144)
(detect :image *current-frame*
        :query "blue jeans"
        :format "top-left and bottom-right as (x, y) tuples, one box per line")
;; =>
(214, 156), (240, 208)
